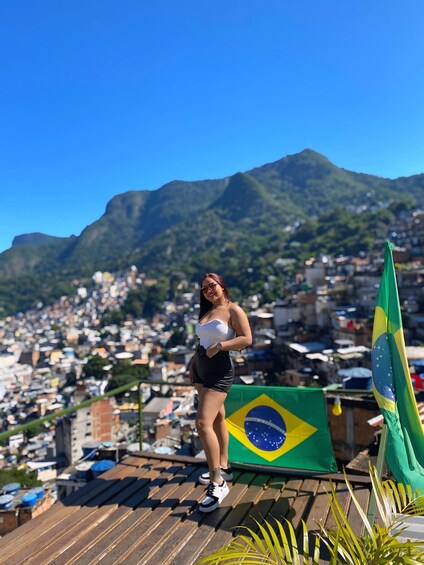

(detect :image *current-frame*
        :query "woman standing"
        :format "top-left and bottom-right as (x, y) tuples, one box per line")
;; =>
(191, 273), (252, 512)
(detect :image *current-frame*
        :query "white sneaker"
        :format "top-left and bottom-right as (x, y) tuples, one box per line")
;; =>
(198, 466), (233, 485)
(199, 480), (229, 513)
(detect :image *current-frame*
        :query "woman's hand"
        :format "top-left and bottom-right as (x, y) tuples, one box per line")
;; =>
(206, 344), (220, 358)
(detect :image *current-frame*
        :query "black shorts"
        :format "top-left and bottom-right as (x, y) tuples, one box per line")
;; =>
(192, 346), (234, 394)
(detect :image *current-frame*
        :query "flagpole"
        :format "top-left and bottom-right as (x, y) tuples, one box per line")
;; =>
(366, 423), (389, 525)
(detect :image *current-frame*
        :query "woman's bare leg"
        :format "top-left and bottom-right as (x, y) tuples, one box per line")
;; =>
(196, 387), (227, 483)
(213, 403), (229, 468)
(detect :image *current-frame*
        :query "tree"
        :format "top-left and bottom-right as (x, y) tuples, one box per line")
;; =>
(101, 309), (125, 326)
(0, 468), (42, 488)
(82, 354), (110, 380)
(60, 371), (77, 389)
(143, 278), (169, 319)
(122, 285), (148, 318)
(105, 360), (149, 395)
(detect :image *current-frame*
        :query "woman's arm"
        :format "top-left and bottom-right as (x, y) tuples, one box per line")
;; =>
(206, 303), (252, 357)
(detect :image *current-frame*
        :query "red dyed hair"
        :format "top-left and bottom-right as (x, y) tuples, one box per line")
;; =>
(199, 272), (231, 319)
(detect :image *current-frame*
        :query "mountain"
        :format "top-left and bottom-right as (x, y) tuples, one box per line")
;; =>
(0, 234), (75, 280)
(247, 149), (422, 215)
(12, 233), (71, 247)
(0, 149), (422, 314)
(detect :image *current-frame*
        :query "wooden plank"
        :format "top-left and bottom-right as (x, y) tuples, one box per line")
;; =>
(0, 459), (143, 555)
(317, 483), (370, 564)
(132, 450), (209, 465)
(154, 483), (217, 565)
(0, 451), (374, 565)
(317, 481), (352, 565)
(119, 455), (150, 467)
(192, 472), (265, 565)
(97, 465), (201, 564)
(230, 463), (372, 485)
(265, 478), (303, 524)
(55, 462), (169, 564)
(0, 458), (159, 563)
(64, 461), (183, 565)
(0, 500), (72, 556)
(186, 477), (302, 565)
(324, 481), (351, 530)
(241, 476), (286, 533)
(347, 485), (370, 538)
(195, 476), (307, 565)
(0, 461), (146, 563)
(296, 480), (332, 563)
(155, 484), (238, 565)
(71, 464), (198, 564)
(29, 463), (161, 565)
(228, 477), (318, 564)
(12, 464), (148, 565)
(143, 471), (251, 565)
(305, 480), (332, 531)
(228, 473), (273, 538)
(178, 480), (257, 565)
(290, 479), (320, 532)
(62, 457), (152, 507)
(219, 477), (288, 565)
(126, 487), (208, 563)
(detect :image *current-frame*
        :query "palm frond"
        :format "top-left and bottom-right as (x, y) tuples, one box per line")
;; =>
(197, 465), (424, 565)
(195, 517), (320, 565)
(319, 464), (424, 564)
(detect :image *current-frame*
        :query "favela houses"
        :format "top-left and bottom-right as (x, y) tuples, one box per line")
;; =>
(0, 151), (424, 562)
(5, 0), (424, 561)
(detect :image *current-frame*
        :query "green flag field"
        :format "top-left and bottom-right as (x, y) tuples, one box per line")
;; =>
(225, 385), (337, 472)
(372, 241), (424, 493)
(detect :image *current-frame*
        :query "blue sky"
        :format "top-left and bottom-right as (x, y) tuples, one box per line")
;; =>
(1, 1), (423, 252)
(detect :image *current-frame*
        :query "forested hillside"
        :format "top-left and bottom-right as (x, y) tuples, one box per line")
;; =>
(0, 149), (420, 315)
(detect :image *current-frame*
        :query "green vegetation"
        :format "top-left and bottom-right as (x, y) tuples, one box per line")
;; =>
(0, 149), (421, 315)
(287, 206), (396, 259)
(197, 466), (424, 565)
(82, 354), (111, 380)
(116, 277), (170, 320)
(60, 371), (77, 389)
(0, 468), (42, 488)
(105, 361), (149, 395)
(101, 308), (125, 327)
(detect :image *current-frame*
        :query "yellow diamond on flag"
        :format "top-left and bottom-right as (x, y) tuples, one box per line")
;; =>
(226, 393), (318, 462)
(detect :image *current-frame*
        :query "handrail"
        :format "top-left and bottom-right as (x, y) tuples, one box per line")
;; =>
(0, 378), (193, 442)
(0, 379), (374, 443)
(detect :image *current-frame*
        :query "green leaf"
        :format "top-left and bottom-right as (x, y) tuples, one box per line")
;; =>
(274, 517), (292, 562)
(256, 520), (279, 563)
(268, 517), (285, 561)
(343, 469), (375, 542)
(285, 518), (300, 565)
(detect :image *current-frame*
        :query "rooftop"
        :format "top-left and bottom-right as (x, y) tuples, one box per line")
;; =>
(0, 451), (373, 565)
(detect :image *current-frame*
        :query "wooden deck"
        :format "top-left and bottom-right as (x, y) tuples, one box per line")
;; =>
(0, 452), (372, 565)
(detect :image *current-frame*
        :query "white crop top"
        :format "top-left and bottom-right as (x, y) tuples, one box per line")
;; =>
(196, 319), (236, 349)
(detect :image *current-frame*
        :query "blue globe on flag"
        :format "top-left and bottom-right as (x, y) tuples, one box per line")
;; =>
(244, 405), (287, 451)
(372, 333), (396, 402)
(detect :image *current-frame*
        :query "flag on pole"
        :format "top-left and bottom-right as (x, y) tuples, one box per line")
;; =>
(372, 241), (424, 492)
(225, 385), (337, 472)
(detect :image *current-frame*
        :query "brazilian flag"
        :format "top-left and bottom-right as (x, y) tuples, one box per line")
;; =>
(225, 385), (337, 472)
(372, 241), (424, 492)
